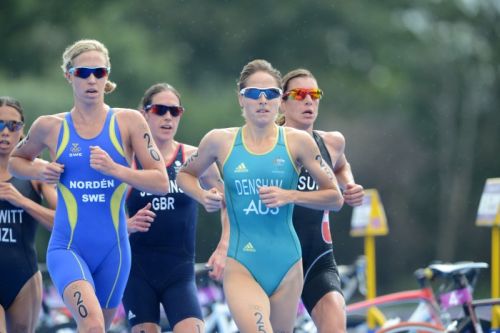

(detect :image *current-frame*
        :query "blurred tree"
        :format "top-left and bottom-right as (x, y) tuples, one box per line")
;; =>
(0, 0), (499, 292)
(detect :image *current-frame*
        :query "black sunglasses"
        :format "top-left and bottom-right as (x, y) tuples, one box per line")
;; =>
(145, 104), (184, 117)
(68, 67), (110, 79)
(0, 120), (24, 132)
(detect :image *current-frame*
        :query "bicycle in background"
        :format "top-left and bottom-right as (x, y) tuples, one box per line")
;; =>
(36, 266), (76, 333)
(195, 263), (238, 333)
(345, 261), (500, 333)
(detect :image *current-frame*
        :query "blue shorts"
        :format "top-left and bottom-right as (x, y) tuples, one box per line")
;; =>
(47, 234), (131, 308)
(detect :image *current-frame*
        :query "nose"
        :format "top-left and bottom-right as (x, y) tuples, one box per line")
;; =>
(303, 94), (313, 104)
(87, 74), (98, 82)
(258, 92), (268, 103)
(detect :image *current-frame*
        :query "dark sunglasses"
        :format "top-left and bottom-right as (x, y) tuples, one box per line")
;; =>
(283, 88), (323, 101)
(0, 120), (24, 132)
(68, 66), (110, 79)
(239, 87), (283, 100)
(145, 104), (185, 117)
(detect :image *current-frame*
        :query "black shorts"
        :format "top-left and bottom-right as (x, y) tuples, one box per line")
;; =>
(0, 251), (38, 309)
(122, 250), (202, 328)
(301, 249), (343, 313)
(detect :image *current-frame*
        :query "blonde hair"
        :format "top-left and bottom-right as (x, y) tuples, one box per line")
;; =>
(237, 59), (282, 90)
(61, 39), (117, 94)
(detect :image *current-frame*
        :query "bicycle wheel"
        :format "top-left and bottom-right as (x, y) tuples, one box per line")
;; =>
(376, 322), (446, 333)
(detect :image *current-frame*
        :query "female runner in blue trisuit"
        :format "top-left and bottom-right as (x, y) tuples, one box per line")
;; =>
(8, 39), (169, 333)
(178, 59), (344, 333)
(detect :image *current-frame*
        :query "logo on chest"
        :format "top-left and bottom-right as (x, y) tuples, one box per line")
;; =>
(69, 143), (83, 157)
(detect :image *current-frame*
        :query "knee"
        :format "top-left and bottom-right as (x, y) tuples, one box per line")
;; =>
(77, 317), (106, 333)
(79, 325), (106, 333)
(312, 293), (347, 333)
(9, 322), (30, 333)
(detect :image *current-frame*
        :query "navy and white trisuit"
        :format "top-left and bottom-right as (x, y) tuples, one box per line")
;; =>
(0, 177), (42, 309)
(122, 143), (203, 328)
(47, 109), (131, 308)
(293, 131), (343, 313)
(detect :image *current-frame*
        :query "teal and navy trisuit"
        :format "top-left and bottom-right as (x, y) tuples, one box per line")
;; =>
(47, 109), (131, 308)
(223, 126), (300, 295)
(0, 178), (42, 309)
(293, 130), (342, 313)
(122, 144), (202, 328)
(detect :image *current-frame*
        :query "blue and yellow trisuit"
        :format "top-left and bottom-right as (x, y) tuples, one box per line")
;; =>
(47, 109), (130, 308)
(223, 125), (301, 295)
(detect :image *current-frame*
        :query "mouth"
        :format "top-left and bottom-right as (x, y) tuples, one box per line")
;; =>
(256, 109), (270, 113)
(0, 139), (10, 147)
(160, 124), (173, 130)
(302, 109), (315, 116)
(85, 88), (98, 94)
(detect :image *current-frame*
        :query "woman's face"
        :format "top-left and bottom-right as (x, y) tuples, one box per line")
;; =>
(67, 50), (109, 103)
(238, 71), (282, 126)
(144, 90), (182, 144)
(0, 105), (23, 156)
(280, 76), (320, 130)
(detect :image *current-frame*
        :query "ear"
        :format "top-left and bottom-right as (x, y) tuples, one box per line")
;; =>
(238, 94), (244, 109)
(65, 72), (72, 84)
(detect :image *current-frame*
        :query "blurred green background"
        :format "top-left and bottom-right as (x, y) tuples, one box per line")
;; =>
(1, 0), (499, 296)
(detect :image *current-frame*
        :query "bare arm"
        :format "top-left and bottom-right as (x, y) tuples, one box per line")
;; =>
(127, 202), (156, 234)
(322, 131), (364, 207)
(31, 181), (57, 230)
(91, 110), (169, 195)
(259, 129), (344, 211)
(207, 206), (229, 281)
(184, 145), (224, 191)
(183, 144), (227, 280)
(8, 116), (65, 183)
(0, 180), (56, 231)
(177, 130), (224, 211)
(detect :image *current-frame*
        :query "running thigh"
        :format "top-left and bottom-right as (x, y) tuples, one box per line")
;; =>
(6, 271), (42, 333)
(63, 280), (106, 332)
(311, 290), (346, 333)
(223, 258), (272, 333)
(0, 305), (6, 333)
(269, 260), (303, 333)
(131, 322), (161, 333)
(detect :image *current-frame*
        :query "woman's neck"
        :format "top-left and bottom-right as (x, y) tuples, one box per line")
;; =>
(71, 103), (108, 124)
(284, 120), (314, 135)
(242, 123), (278, 153)
(243, 122), (276, 140)
(156, 139), (178, 162)
(0, 156), (11, 180)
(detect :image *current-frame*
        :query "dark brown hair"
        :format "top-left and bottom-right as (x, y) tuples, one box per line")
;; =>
(277, 68), (317, 126)
(139, 83), (182, 110)
(0, 96), (25, 122)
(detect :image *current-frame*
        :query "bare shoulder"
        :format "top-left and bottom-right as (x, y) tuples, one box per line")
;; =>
(282, 127), (319, 163)
(35, 113), (66, 126)
(203, 127), (238, 144)
(112, 108), (148, 134)
(30, 114), (65, 135)
(316, 130), (345, 151)
(182, 143), (198, 156)
(283, 126), (315, 145)
(113, 107), (143, 122)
